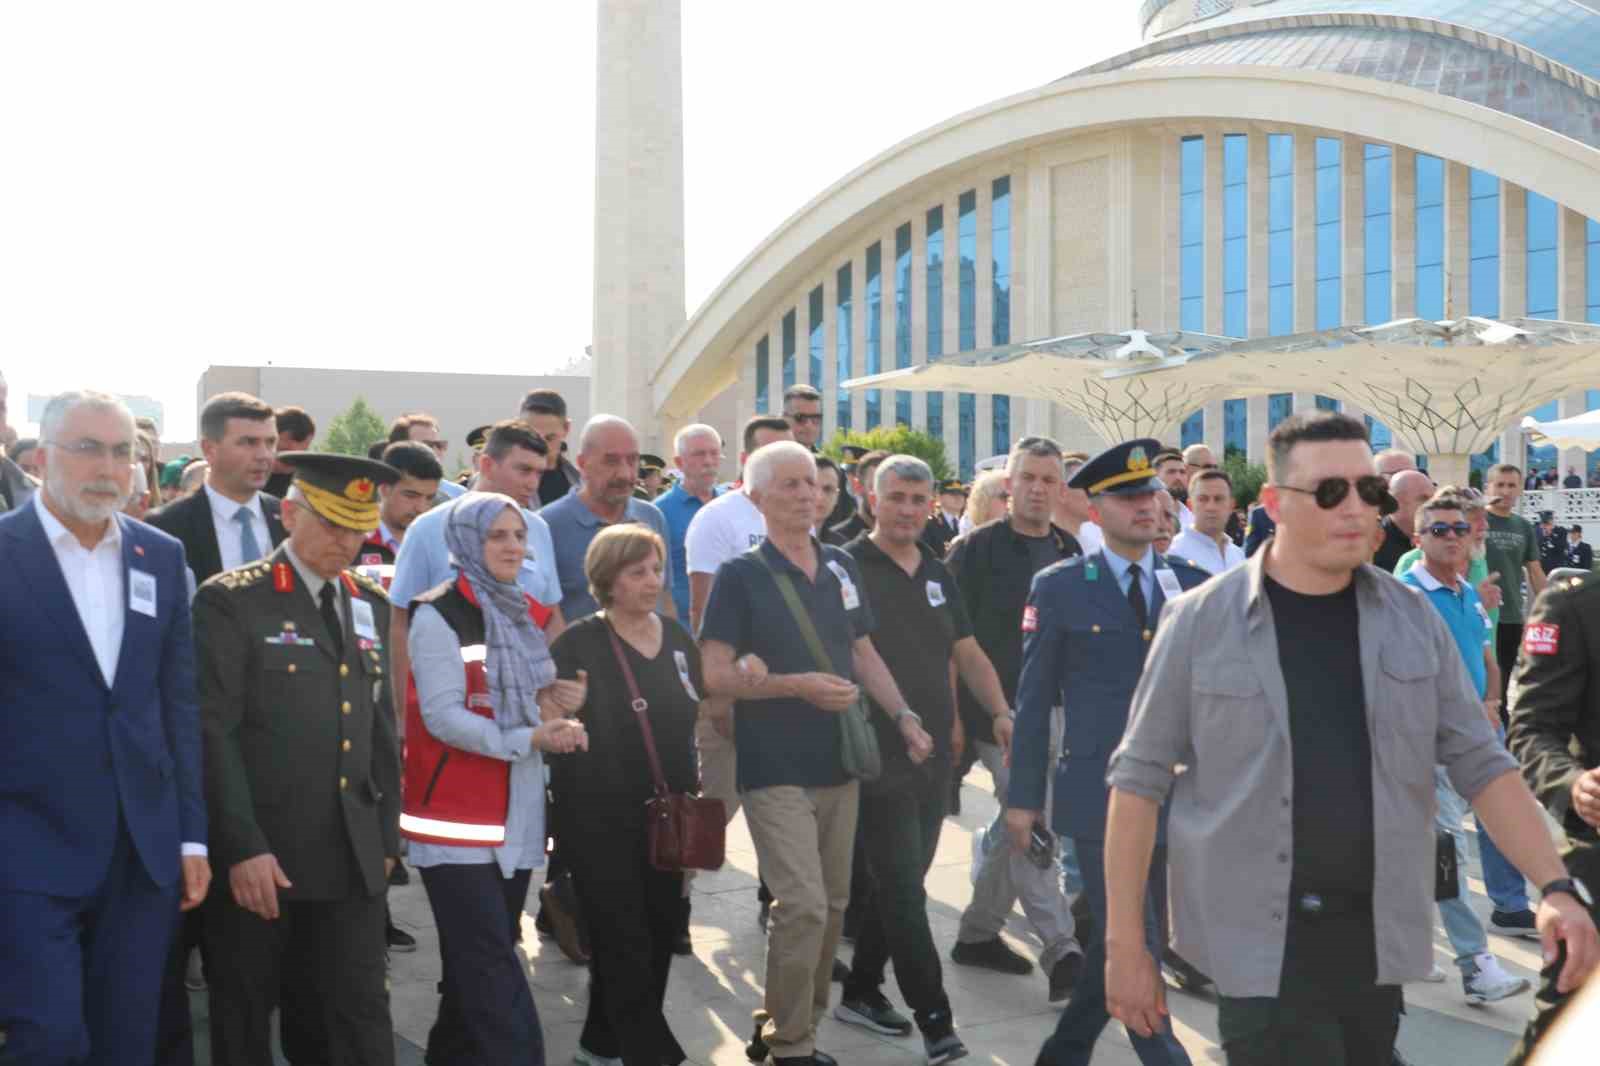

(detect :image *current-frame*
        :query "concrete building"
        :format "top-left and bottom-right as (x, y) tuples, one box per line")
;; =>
(648, 0), (1600, 478)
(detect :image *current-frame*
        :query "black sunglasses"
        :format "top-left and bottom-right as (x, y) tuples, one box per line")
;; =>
(1424, 521), (1472, 538)
(1273, 475), (1389, 510)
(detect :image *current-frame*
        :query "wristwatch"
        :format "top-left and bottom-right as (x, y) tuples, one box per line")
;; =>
(1539, 877), (1594, 908)
(894, 708), (922, 728)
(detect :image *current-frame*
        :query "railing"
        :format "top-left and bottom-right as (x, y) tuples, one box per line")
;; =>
(1520, 489), (1600, 525)
(1194, 0), (1234, 17)
(1138, 0), (1181, 33)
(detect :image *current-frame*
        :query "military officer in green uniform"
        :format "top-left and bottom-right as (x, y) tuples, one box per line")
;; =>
(195, 451), (403, 1066)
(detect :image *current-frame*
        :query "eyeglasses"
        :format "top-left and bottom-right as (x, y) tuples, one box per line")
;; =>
(1424, 521), (1472, 538)
(47, 437), (135, 462)
(1013, 435), (1062, 456)
(1190, 462), (1219, 471)
(786, 413), (823, 425)
(1273, 475), (1389, 510)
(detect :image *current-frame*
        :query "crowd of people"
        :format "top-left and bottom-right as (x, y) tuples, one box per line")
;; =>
(2, 365), (1599, 1066)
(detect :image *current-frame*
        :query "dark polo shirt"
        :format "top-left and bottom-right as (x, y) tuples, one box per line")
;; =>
(700, 537), (875, 791)
(845, 534), (972, 765)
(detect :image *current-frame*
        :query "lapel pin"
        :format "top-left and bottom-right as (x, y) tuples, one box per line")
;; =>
(133, 544), (145, 557)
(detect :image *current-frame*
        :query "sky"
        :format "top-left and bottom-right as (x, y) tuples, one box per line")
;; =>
(0, 2), (1140, 439)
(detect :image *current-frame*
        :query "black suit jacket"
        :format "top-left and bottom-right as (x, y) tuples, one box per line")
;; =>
(146, 488), (286, 585)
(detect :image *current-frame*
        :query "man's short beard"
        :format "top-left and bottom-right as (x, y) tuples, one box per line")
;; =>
(47, 466), (129, 524)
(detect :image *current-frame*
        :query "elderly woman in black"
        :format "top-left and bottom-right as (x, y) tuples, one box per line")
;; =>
(550, 524), (756, 1066)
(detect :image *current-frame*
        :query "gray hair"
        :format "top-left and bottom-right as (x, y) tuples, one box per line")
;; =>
(873, 454), (933, 496)
(1006, 435), (1064, 479)
(576, 414), (639, 455)
(40, 390), (135, 448)
(745, 440), (815, 495)
(672, 422), (721, 456)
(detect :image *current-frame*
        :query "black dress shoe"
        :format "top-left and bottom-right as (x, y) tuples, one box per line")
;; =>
(1161, 947), (1213, 992)
(672, 896), (693, 956)
(1047, 953), (1082, 1003)
(950, 936), (1033, 975)
(387, 860), (410, 886)
(386, 923), (418, 953)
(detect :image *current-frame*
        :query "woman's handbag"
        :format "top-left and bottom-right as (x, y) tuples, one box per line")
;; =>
(604, 623), (726, 872)
(757, 556), (883, 783)
(1435, 828), (1461, 901)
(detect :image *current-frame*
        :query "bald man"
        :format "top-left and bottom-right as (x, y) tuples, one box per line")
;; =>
(1375, 469), (1435, 572)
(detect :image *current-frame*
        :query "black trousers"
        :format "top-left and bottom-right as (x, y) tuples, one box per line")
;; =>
(843, 761), (952, 1029)
(1496, 622), (1523, 720)
(205, 890), (393, 1066)
(419, 865), (543, 1066)
(1507, 842), (1600, 1065)
(565, 822), (686, 1066)
(154, 908), (201, 1066)
(1217, 986), (1402, 1066)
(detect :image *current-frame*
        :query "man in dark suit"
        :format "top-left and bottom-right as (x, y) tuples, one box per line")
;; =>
(922, 478), (966, 557)
(147, 391), (285, 587)
(0, 390), (208, 1065)
(1566, 525), (1594, 572)
(194, 452), (403, 1066)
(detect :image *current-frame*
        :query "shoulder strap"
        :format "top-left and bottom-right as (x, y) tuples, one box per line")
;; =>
(603, 618), (670, 798)
(754, 551), (840, 675)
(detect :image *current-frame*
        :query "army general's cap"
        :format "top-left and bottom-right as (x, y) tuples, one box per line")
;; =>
(280, 452), (401, 533)
(1068, 439), (1165, 497)
(465, 424), (492, 450)
(939, 479), (969, 497)
(639, 453), (666, 476)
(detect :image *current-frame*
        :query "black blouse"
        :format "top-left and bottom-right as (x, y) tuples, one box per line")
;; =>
(548, 613), (704, 829)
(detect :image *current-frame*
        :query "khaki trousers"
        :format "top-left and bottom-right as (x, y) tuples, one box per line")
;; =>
(695, 716), (741, 822)
(742, 780), (859, 1059)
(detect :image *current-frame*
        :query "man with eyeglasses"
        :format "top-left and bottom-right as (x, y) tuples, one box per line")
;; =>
(387, 413), (464, 503)
(783, 384), (826, 452)
(1100, 412), (1597, 1066)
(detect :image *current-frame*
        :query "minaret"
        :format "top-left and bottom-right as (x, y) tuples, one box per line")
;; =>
(591, 0), (686, 450)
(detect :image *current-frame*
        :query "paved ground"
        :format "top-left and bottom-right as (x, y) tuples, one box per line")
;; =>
(198, 763), (1542, 1064)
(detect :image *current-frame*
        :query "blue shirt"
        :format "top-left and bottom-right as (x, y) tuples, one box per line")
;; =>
(1100, 545), (1157, 606)
(389, 498), (560, 610)
(537, 488), (668, 621)
(654, 482), (720, 618)
(1400, 564), (1492, 698)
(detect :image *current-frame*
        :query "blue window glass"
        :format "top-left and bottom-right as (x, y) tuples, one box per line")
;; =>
(1528, 399), (1560, 467)
(1181, 410), (1204, 448)
(1223, 134), (1248, 337)
(1469, 169), (1500, 318)
(958, 191), (977, 477)
(781, 310), (796, 391)
(894, 223), (912, 427)
(1180, 136), (1205, 332)
(864, 242), (882, 430)
(754, 336), (770, 414)
(1268, 393), (1293, 430)
(1364, 144), (1393, 325)
(1587, 219), (1600, 323)
(808, 285), (825, 404)
(1527, 192), (1558, 320)
(1268, 135), (1294, 334)
(991, 177), (1011, 452)
(1415, 154), (1445, 320)
(926, 206), (944, 438)
(836, 264), (852, 432)
(1365, 414), (1392, 450)
(1315, 137), (1341, 330)
(1223, 398), (1247, 456)
(1315, 395), (1340, 412)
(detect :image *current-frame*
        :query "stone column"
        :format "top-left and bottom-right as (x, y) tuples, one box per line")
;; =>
(1392, 147), (1417, 318)
(1444, 162), (1470, 319)
(1342, 135), (1364, 326)
(591, 0), (685, 451)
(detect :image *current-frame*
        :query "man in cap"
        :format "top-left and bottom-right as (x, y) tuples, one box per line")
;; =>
(923, 479), (966, 557)
(636, 453), (667, 500)
(1537, 510), (1569, 576)
(194, 452), (403, 1066)
(1008, 439), (1208, 1066)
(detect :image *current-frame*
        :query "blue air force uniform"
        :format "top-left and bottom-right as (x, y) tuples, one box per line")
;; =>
(1012, 440), (1209, 1066)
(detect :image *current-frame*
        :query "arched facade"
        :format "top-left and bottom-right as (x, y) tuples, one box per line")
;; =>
(653, 1), (1600, 478)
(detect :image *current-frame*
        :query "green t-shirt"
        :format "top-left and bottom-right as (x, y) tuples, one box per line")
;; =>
(1484, 512), (1538, 624)
(1393, 549), (1497, 628)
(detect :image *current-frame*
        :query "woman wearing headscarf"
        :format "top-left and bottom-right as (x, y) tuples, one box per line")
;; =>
(403, 492), (589, 1066)
(549, 524), (758, 1066)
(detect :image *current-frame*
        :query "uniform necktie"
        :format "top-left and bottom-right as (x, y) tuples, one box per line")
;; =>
(234, 506), (263, 563)
(1126, 562), (1149, 630)
(319, 583), (344, 657)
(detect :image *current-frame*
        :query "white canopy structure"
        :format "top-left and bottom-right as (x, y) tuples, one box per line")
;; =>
(1522, 408), (1600, 453)
(845, 317), (1600, 487)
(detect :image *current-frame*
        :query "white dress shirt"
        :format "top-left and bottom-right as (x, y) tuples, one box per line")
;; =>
(36, 493), (206, 856)
(1169, 527), (1246, 575)
(205, 482), (271, 571)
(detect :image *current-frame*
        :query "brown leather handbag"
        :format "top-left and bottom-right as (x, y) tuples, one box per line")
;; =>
(604, 622), (726, 872)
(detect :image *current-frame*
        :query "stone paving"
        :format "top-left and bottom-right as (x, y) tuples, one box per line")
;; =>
(201, 763), (1543, 1064)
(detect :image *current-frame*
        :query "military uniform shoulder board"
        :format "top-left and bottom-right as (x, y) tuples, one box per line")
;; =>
(344, 567), (389, 601)
(214, 561), (273, 592)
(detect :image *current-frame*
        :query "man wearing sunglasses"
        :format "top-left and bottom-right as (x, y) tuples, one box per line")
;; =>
(782, 384), (825, 452)
(1100, 411), (1597, 1065)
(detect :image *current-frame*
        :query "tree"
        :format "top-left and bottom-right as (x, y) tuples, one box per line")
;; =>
(821, 425), (953, 482)
(324, 398), (387, 457)
(1223, 451), (1268, 508)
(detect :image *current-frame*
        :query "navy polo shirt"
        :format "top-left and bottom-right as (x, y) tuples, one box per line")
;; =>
(699, 538), (875, 791)
(539, 487), (667, 621)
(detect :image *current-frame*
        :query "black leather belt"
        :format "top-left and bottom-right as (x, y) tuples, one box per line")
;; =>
(1293, 891), (1372, 917)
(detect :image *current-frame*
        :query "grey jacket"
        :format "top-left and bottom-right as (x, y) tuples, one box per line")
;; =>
(1107, 549), (1516, 996)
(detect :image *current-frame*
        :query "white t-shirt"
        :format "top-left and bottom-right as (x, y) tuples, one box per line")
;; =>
(1072, 519), (1105, 556)
(685, 489), (767, 576)
(1169, 527), (1245, 576)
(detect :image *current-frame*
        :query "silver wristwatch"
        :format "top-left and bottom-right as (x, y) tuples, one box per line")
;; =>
(894, 708), (922, 728)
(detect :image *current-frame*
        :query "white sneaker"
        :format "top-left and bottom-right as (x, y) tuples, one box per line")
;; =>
(1423, 962), (1448, 983)
(1462, 953), (1531, 1005)
(574, 1048), (622, 1066)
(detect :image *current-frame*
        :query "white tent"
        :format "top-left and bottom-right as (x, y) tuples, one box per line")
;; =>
(1522, 408), (1600, 452)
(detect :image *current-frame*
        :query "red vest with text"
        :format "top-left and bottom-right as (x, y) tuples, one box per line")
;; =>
(400, 574), (551, 848)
